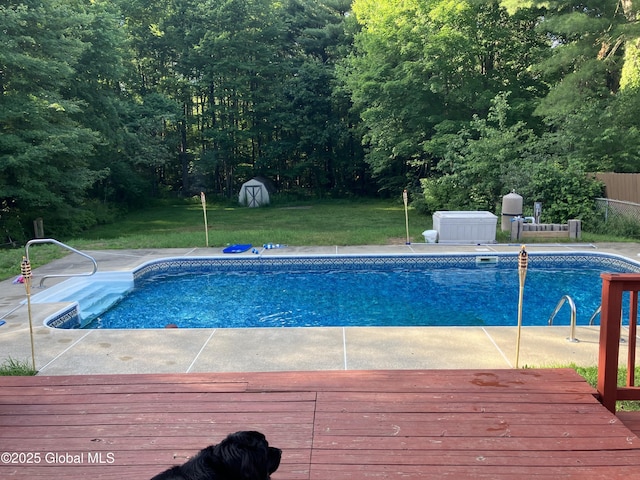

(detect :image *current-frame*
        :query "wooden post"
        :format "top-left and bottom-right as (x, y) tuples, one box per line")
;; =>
(597, 274), (640, 412)
(403, 190), (410, 244)
(200, 192), (209, 247)
(598, 274), (622, 412)
(627, 291), (638, 388)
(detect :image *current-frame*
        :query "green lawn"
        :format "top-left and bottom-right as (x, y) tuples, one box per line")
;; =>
(76, 198), (427, 247)
(570, 364), (640, 412)
(0, 198), (428, 280)
(2, 197), (633, 281)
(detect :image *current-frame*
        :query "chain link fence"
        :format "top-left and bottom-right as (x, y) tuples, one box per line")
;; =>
(595, 198), (640, 224)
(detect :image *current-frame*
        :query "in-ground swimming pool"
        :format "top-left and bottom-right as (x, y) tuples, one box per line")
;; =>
(43, 252), (640, 329)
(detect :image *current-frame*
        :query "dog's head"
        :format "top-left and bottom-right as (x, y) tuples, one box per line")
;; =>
(214, 431), (282, 479)
(151, 430), (281, 480)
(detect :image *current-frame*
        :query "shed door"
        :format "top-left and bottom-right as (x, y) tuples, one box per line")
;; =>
(245, 185), (262, 207)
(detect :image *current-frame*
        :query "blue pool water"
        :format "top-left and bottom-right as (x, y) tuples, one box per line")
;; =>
(82, 253), (640, 329)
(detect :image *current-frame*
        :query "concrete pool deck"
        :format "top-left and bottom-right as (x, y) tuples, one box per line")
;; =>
(1, 242), (639, 375)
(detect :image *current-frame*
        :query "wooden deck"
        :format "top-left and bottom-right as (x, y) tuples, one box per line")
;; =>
(1, 369), (640, 479)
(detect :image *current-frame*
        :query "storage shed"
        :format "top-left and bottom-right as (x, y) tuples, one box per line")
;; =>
(238, 177), (274, 207)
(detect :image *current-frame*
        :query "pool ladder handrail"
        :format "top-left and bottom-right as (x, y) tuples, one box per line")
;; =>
(547, 295), (579, 343)
(25, 238), (98, 287)
(587, 305), (627, 343)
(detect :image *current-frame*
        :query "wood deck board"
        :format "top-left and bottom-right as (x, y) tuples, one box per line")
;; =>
(1, 368), (639, 479)
(307, 465), (640, 480)
(310, 449), (640, 466)
(616, 411), (640, 439)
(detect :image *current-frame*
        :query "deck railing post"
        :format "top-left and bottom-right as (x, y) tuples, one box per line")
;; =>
(598, 274), (623, 413)
(597, 273), (640, 413)
(627, 291), (638, 387)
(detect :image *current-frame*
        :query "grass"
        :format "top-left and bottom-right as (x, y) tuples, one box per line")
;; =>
(1, 197), (635, 281)
(565, 364), (640, 411)
(0, 198), (427, 281)
(0, 357), (37, 376)
(76, 197), (424, 246)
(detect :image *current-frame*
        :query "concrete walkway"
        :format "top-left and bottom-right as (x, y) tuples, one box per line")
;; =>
(1, 242), (639, 375)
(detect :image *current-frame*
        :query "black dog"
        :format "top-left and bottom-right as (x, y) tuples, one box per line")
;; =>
(151, 430), (281, 480)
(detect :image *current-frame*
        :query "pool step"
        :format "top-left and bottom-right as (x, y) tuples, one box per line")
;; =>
(79, 292), (127, 327)
(32, 272), (134, 327)
(62, 287), (128, 326)
(58, 283), (132, 326)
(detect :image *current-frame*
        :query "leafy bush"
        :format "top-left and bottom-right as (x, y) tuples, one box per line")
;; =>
(517, 160), (605, 223)
(43, 208), (97, 238)
(418, 92), (606, 223)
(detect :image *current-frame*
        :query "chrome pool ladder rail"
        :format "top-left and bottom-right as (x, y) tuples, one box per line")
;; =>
(587, 304), (627, 343)
(25, 238), (98, 287)
(548, 295), (579, 343)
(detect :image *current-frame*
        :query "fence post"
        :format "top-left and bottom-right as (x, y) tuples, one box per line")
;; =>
(33, 218), (44, 239)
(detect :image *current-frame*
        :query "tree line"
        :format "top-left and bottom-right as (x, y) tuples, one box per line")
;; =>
(1, 0), (639, 242)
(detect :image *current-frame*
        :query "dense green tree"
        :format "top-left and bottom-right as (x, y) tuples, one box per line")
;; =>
(343, 0), (548, 195)
(422, 93), (536, 212)
(597, 86), (640, 172)
(4, 0), (640, 242)
(191, 0), (292, 195)
(533, 1), (628, 119)
(69, 0), (177, 209)
(121, 0), (364, 198)
(531, 0), (640, 173)
(116, 0), (202, 195)
(422, 91), (605, 222)
(266, 0), (367, 195)
(0, 0), (103, 240)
